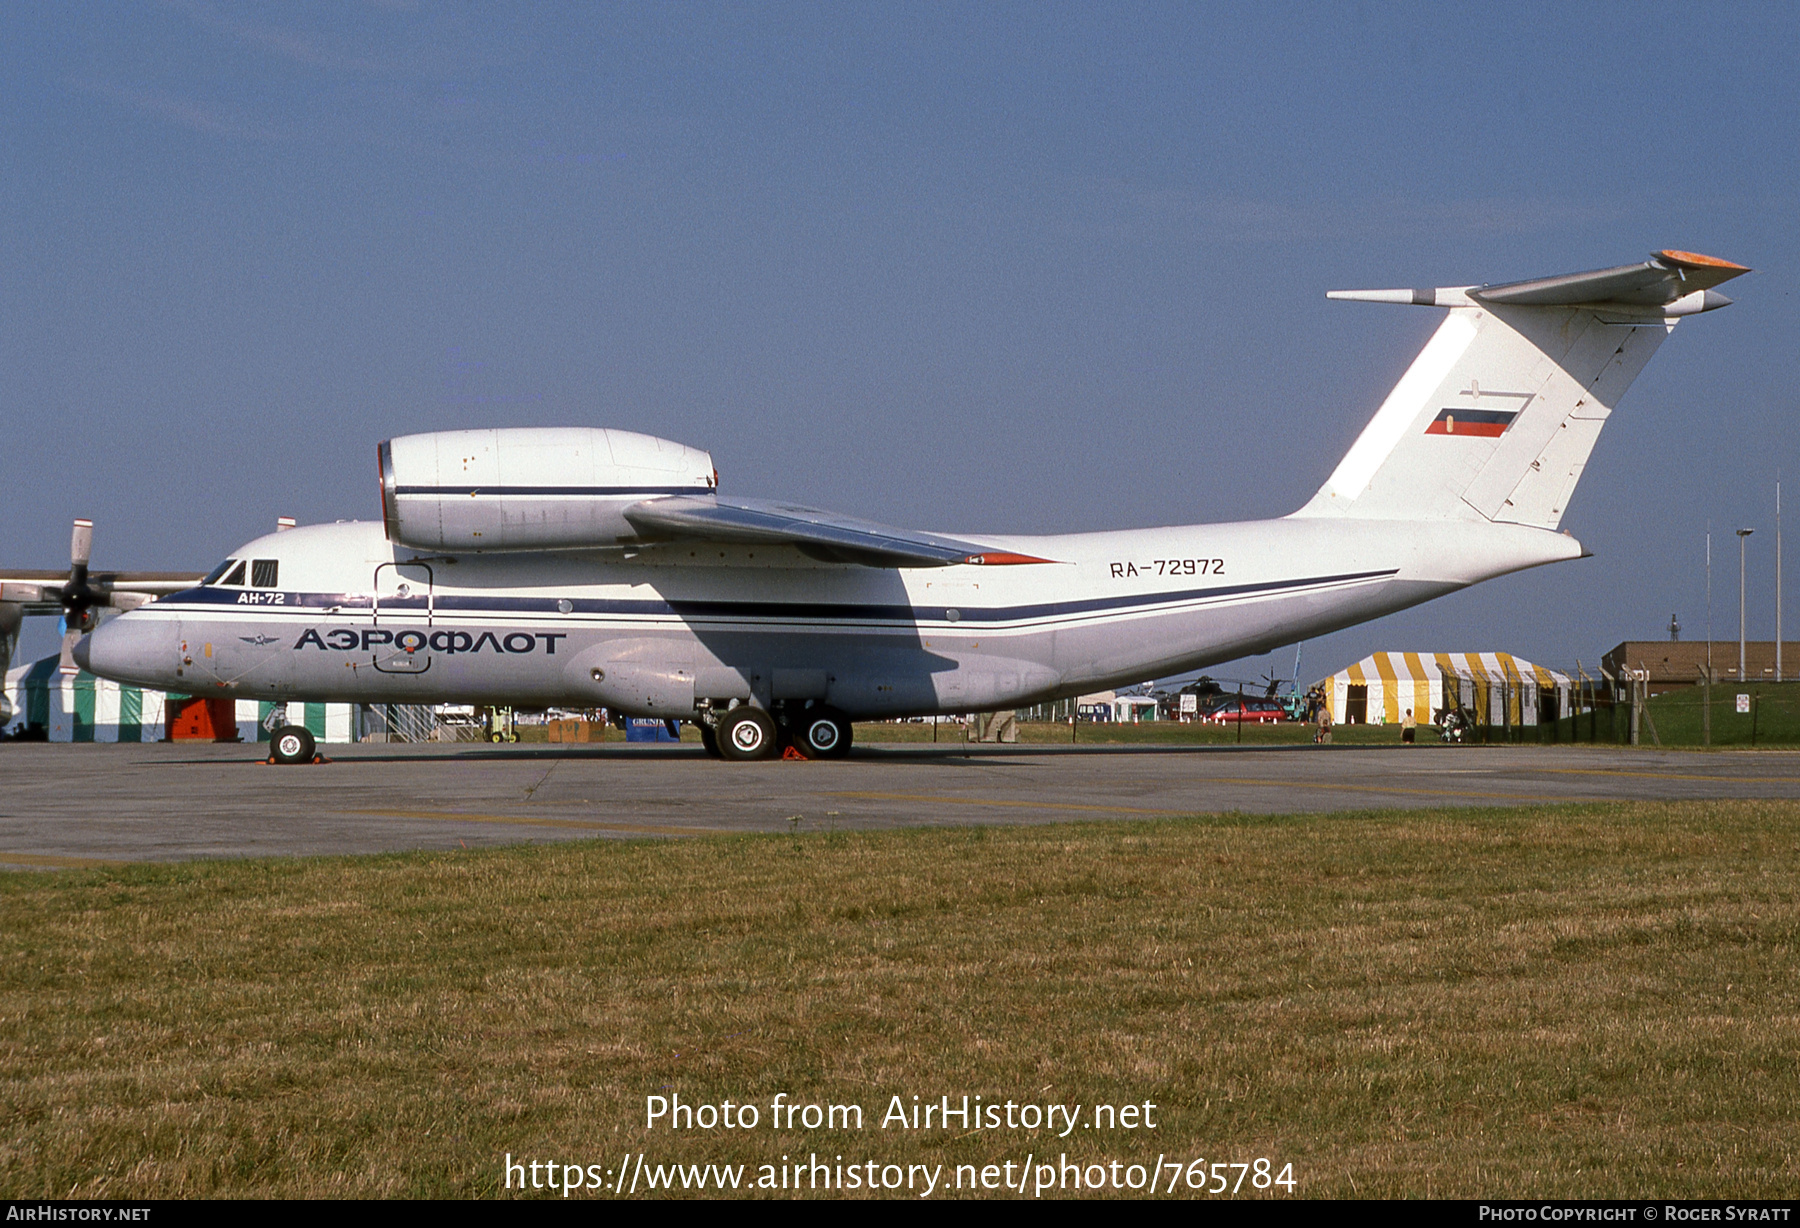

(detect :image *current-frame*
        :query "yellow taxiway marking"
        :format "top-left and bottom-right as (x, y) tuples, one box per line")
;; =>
(0, 852), (129, 869)
(830, 791), (1178, 815)
(1536, 767), (1800, 785)
(344, 809), (731, 837)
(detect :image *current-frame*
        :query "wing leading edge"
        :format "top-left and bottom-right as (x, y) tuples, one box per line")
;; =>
(623, 496), (1053, 568)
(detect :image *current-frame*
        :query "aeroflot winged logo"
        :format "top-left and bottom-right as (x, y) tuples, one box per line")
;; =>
(1425, 409), (1517, 438)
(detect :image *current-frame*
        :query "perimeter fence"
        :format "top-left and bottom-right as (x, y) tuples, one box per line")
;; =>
(1452, 674), (1800, 748)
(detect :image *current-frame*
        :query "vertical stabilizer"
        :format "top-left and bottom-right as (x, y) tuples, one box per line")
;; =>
(1293, 251), (1747, 528)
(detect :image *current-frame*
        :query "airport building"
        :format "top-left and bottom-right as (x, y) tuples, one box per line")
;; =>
(1601, 641), (1800, 690)
(1319, 652), (1573, 727)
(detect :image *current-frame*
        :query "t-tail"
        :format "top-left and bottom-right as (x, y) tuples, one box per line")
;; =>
(1292, 250), (1748, 527)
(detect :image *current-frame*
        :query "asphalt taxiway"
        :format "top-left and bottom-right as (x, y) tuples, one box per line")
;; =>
(4, 740), (1800, 869)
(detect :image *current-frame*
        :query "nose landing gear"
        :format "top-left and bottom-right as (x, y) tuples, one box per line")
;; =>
(260, 704), (328, 765)
(268, 724), (319, 765)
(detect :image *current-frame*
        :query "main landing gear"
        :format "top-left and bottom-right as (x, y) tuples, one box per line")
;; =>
(699, 704), (853, 762)
(791, 707), (853, 760)
(717, 706), (777, 761)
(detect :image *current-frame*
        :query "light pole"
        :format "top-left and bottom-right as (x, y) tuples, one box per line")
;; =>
(1738, 528), (1755, 680)
(1707, 527), (1713, 681)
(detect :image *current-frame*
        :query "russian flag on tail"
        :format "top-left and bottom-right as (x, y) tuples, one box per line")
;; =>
(1424, 408), (1516, 438)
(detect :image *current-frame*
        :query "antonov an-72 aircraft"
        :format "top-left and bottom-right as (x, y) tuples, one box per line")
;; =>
(72, 250), (1748, 763)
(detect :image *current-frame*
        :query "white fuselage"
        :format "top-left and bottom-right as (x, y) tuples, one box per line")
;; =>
(82, 515), (1582, 718)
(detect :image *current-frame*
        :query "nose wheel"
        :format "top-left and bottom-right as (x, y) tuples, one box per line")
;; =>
(269, 725), (318, 765)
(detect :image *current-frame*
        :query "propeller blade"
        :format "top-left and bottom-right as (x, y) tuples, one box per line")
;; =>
(71, 519), (93, 569)
(60, 517), (97, 622)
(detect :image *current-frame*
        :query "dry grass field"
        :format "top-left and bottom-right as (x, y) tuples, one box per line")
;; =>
(2, 800), (1797, 1199)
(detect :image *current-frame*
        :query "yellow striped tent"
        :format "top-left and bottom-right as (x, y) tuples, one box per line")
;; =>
(1322, 652), (1572, 727)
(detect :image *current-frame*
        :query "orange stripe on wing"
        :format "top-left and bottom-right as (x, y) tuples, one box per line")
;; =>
(965, 552), (1059, 566)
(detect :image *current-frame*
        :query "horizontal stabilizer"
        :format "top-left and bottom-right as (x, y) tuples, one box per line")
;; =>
(624, 496), (1052, 569)
(1329, 250), (1748, 316)
(1477, 250), (1747, 308)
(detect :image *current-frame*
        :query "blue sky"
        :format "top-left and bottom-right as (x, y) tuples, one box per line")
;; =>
(5, 3), (1797, 683)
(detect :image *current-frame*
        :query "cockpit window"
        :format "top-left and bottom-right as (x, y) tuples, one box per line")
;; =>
(250, 559), (279, 588)
(221, 560), (247, 587)
(202, 559), (238, 585)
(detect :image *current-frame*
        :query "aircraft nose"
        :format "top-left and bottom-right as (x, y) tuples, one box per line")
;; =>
(74, 613), (171, 689)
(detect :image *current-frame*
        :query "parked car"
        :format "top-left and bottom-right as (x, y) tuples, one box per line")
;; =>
(1200, 696), (1289, 724)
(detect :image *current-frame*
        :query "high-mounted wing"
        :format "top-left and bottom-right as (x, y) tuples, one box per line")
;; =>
(0, 570), (203, 605)
(623, 495), (1052, 568)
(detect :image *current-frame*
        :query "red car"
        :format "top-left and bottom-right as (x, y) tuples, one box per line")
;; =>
(1199, 696), (1288, 724)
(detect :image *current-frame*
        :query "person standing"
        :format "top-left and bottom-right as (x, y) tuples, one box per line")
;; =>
(1315, 702), (1333, 745)
(1401, 708), (1417, 744)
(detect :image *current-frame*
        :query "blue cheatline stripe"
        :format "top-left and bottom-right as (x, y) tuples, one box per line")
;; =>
(149, 568), (1398, 626)
(393, 485), (712, 497)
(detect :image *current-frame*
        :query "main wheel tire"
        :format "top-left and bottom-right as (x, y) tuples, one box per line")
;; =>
(271, 725), (316, 765)
(717, 707), (778, 761)
(699, 723), (723, 759)
(794, 709), (853, 760)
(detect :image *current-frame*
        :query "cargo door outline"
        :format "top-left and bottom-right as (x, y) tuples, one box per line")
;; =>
(372, 562), (433, 674)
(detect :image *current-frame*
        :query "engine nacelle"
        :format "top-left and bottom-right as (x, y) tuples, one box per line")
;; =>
(379, 428), (715, 551)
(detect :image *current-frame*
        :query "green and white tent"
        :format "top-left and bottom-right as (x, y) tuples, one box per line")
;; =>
(4, 654), (356, 744)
